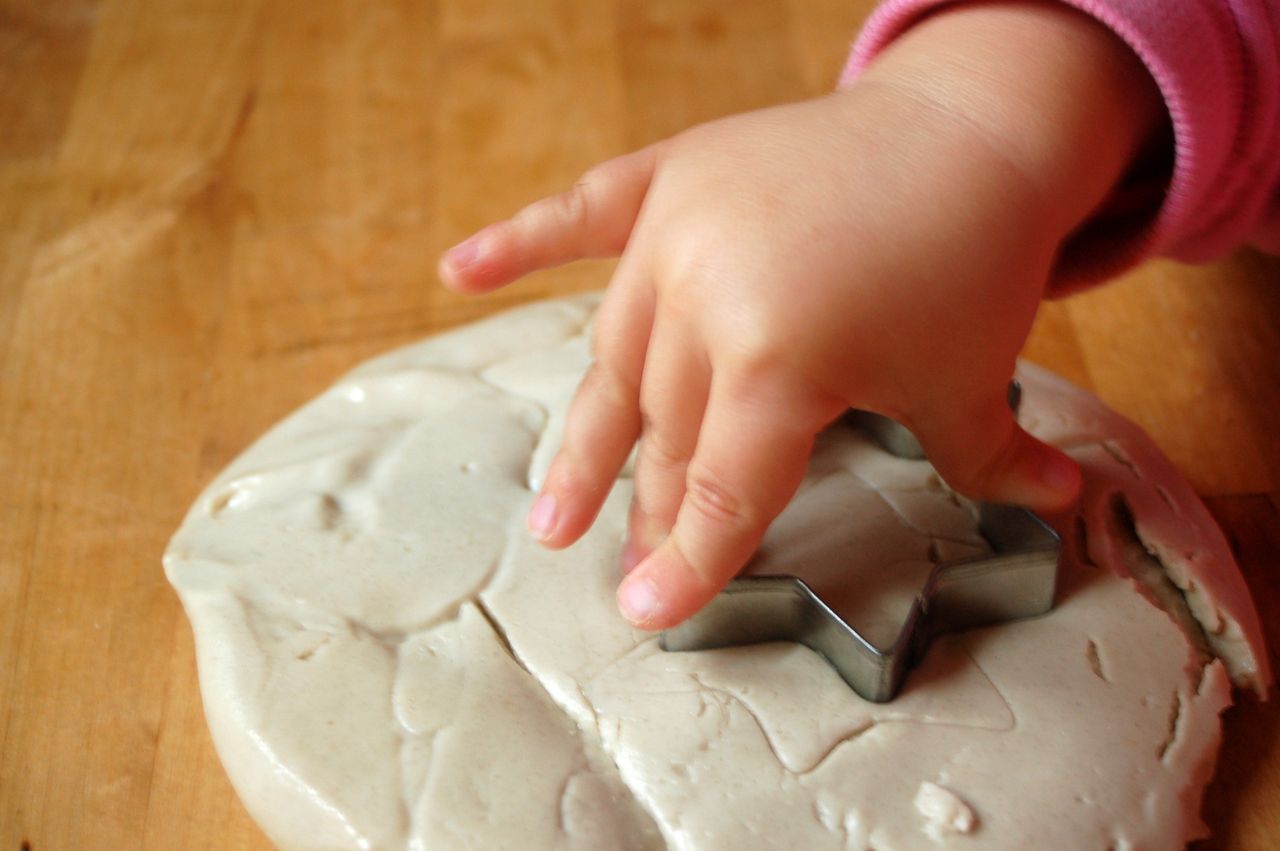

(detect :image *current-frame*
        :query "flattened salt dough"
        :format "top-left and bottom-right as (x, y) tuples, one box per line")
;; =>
(166, 295), (1269, 850)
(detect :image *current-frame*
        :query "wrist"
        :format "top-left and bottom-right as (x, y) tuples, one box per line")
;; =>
(852, 0), (1165, 242)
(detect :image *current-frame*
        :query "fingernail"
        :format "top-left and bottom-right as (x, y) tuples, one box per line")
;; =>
(527, 492), (558, 540)
(620, 541), (647, 574)
(444, 234), (485, 271)
(617, 574), (661, 625)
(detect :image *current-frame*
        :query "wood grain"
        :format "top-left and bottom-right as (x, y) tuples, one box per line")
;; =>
(0, 1), (1275, 848)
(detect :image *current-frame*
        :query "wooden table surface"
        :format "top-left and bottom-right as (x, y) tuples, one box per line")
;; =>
(2, 1), (1277, 848)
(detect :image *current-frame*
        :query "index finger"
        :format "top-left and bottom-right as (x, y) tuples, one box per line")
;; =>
(439, 147), (659, 293)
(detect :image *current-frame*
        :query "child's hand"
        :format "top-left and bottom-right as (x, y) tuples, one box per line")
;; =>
(440, 1), (1161, 629)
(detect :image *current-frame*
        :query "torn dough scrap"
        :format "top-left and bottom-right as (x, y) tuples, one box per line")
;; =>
(915, 781), (976, 840)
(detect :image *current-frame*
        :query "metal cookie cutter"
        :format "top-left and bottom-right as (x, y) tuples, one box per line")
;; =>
(660, 396), (1061, 704)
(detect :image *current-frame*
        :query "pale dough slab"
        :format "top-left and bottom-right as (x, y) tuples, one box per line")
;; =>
(166, 295), (1268, 850)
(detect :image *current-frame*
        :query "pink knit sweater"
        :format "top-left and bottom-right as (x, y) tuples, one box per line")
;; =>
(843, 0), (1280, 290)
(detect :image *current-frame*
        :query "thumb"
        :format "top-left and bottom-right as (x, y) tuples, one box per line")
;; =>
(439, 146), (659, 293)
(910, 389), (1081, 514)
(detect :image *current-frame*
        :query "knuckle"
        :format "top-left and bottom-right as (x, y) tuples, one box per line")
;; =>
(639, 431), (688, 475)
(711, 308), (805, 381)
(683, 465), (753, 531)
(588, 308), (632, 365)
(588, 320), (614, 362)
(520, 179), (591, 240)
(660, 226), (730, 288)
(582, 359), (637, 414)
(542, 450), (604, 510)
(666, 536), (717, 590)
(628, 490), (670, 540)
(554, 178), (592, 231)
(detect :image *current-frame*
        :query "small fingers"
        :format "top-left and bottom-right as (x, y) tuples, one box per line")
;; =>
(624, 318), (710, 572)
(439, 147), (659, 293)
(910, 388), (1081, 514)
(616, 376), (819, 628)
(529, 271), (653, 548)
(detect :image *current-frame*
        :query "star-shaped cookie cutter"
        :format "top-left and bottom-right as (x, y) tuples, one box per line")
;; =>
(660, 398), (1061, 703)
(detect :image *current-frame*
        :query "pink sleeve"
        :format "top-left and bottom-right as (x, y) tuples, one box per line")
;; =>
(841, 0), (1280, 292)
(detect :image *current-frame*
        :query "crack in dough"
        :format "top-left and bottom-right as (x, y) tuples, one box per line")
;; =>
(393, 603), (662, 850)
(1104, 492), (1213, 661)
(1157, 688), (1186, 763)
(1086, 639), (1110, 683)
